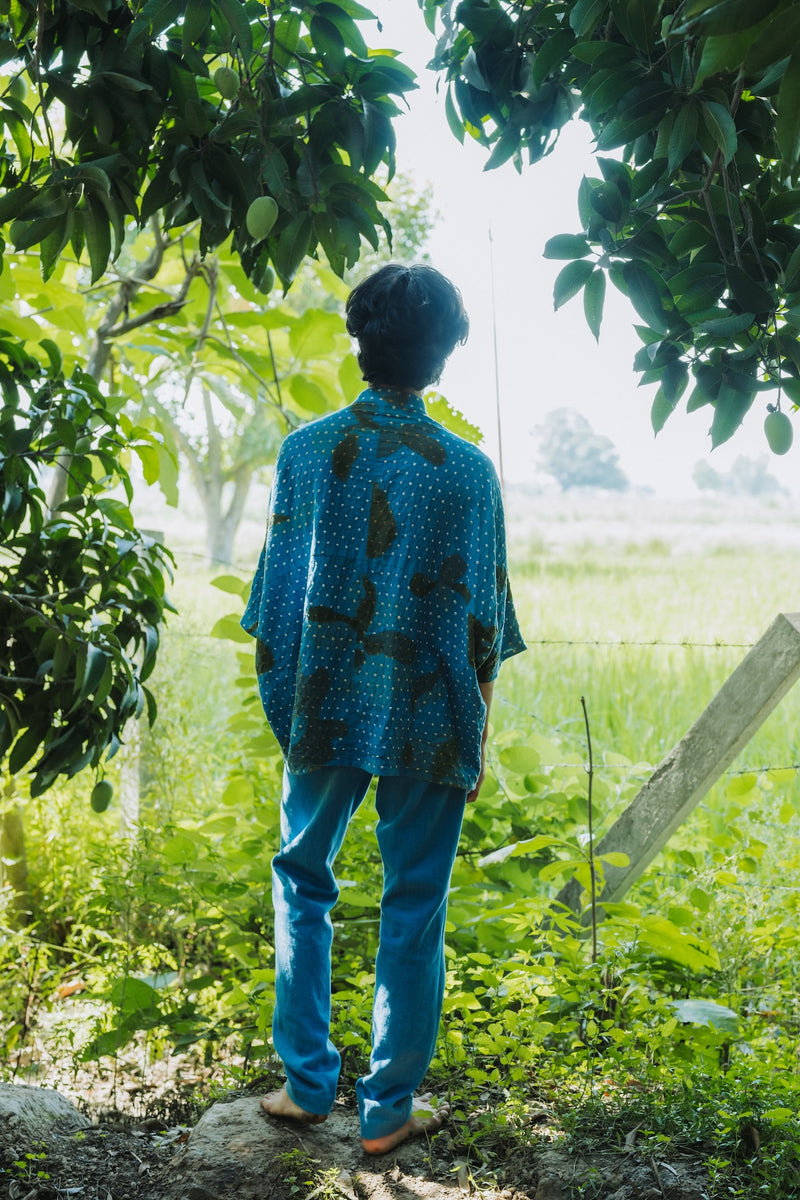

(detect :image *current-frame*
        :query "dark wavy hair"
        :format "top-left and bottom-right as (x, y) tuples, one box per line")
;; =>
(345, 264), (469, 390)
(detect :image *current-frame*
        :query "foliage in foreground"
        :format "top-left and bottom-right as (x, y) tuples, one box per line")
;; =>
(426, 0), (800, 451)
(0, 349), (173, 800)
(2, 565), (800, 1198)
(3, 531), (800, 1197)
(0, 0), (407, 290)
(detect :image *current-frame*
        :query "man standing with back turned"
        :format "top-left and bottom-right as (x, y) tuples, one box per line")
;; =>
(242, 264), (526, 1154)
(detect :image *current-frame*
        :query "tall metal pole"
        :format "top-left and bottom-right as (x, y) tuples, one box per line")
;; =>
(488, 225), (506, 497)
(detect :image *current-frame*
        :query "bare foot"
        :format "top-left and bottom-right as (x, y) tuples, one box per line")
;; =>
(361, 1094), (450, 1155)
(260, 1087), (328, 1125)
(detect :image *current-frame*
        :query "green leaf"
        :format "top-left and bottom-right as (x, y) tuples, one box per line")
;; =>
(498, 745), (541, 774)
(668, 102), (698, 173)
(661, 359), (689, 405)
(680, 0), (779, 35)
(210, 574), (250, 598)
(273, 213), (312, 285)
(318, 2), (369, 57)
(694, 32), (753, 88)
(744, 9), (800, 76)
(289, 374), (328, 414)
(129, 0), (182, 40)
(651, 386), (676, 434)
(610, 0), (659, 53)
(583, 269), (606, 341)
(621, 261), (672, 334)
(762, 1108), (795, 1124)
(701, 100), (737, 164)
(183, 0), (211, 49)
(569, 0), (608, 38)
(311, 14), (346, 75)
(776, 50), (800, 167)
(529, 28), (575, 91)
(630, 156), (668, 200)
(214, 0), (254, 58)
(710, 383), (754, 448)
(726, 265), (774, 315)
(0, 182), (37, 225)
(424, 394), (483, 444)
(671, 997), (738, 1033)
(595, 83), (674, 151)
(81, 197), (111, 285)
(8, 724), (44, 774)
(484, 127), (520, 171)
(478, 833), (568, 868)
(289, 308), (342, 358)
(210, 615), (252, 644)
(598, 850), (629, 868)
(445, 86), (465, 145)
(553, 259), (595, 309)
(589, 181), (624, 222)
(638, 915), (721, 971)
(39, 337), (63, 377)
(668, 220), (713, 257)
(543, 233), (591, 260)
(9, 214), (62, 252)
(696, 311), (755, 335)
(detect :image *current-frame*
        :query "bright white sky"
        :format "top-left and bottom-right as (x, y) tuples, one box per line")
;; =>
(370, 1), (798, 497)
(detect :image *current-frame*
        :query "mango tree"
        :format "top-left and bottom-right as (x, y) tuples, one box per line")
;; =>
(0, 0), (410, 925)
(424, 0), (800, 452)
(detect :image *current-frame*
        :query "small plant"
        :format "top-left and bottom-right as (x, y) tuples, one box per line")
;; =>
(12, 1144), (50, 1183)
(275, 1148), (320, 1197)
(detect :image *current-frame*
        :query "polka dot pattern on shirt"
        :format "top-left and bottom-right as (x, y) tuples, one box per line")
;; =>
(241, 388), (526, 790)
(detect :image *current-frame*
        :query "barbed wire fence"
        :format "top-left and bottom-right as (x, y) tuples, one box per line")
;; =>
(159, 544), (800, 788)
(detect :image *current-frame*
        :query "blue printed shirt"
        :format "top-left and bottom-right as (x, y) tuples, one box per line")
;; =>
(241, 388), (526, 790)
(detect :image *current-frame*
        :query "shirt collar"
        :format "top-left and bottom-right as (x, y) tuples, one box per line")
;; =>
(357, 386), (427, 417)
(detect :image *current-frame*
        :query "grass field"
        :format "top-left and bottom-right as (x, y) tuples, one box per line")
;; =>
(6, 484), (800, 1199)
(145, 480), (800, 826)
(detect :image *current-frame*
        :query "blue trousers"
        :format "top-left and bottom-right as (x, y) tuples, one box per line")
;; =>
(271, 765), (466, 1140)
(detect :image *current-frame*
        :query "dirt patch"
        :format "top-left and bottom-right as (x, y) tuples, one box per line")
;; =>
(0, 1087), (712, 1200)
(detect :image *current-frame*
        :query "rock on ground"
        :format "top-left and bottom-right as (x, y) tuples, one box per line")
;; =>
(166, 1095), (459, 1200)
(0, 1083), (89, 1145)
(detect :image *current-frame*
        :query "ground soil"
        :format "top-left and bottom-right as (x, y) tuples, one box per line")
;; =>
(0, 1062), (712, 1200)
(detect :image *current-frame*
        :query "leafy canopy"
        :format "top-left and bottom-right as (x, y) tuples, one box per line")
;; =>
(0, 0), (412, 288)
(0, 0), (412, 796)
(0, 354), (173, 797)
(424, 0), (800, 449)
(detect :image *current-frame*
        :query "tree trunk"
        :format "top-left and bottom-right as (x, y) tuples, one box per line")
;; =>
(205, 467), (254, 566)
(46, 220), (198, 512)
(1, 798), (32, 927)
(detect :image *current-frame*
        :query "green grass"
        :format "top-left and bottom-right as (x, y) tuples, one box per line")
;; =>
(498, 538), (800, 795)
(8, 505), (800, 1199)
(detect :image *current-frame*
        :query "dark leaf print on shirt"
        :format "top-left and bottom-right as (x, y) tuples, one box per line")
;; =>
(256, 638), (275, 674)
(431, 739), (460, 783)
(292, 667), (349, 764)
(376, 424), (447, 465)
(330, 404), (379, 481)
(468, 612), (499, 679)
(363, 629), (415, 664)
(367, 482), (397, 557)
(410, 554), (471, 603)
(309, 576), (415, 665)
(350, 401), (381, 429)
(410, 665), (444, 711)
(332, 431), (360, 481)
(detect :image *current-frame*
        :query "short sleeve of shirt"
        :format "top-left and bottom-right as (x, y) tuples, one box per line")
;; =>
(473, 473), (526, 683)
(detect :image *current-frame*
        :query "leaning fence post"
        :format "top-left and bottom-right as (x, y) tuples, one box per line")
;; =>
(556, 612), (800, 917)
